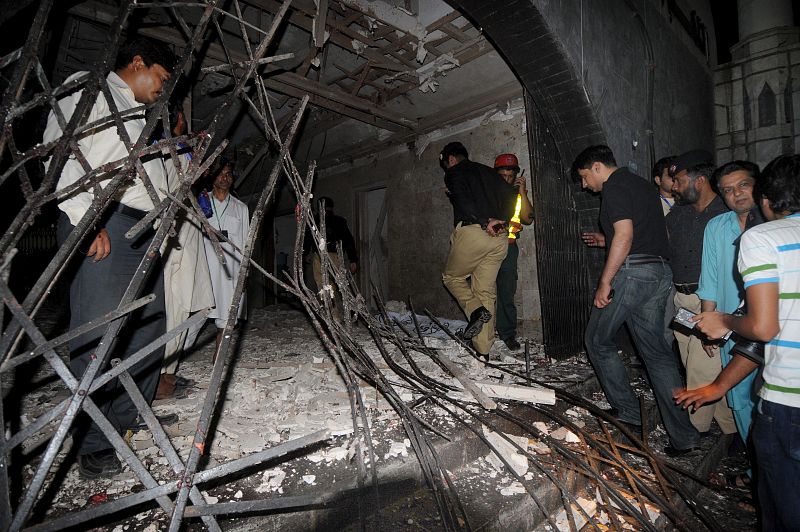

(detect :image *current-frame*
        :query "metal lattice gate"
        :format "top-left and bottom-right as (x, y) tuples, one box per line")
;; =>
(526, 94), (603, 359)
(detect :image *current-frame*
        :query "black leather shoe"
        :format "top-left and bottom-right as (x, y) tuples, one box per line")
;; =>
(462, 306), (491, 340)
(78, 449), (122, 479)
(503, 338), (521, 351)
(130, 413), (179, 432)
(662, 445), (701, 458)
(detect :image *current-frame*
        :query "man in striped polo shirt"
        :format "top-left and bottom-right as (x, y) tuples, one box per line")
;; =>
(674, 154), (800, 529)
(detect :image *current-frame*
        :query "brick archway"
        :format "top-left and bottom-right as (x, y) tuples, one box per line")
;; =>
(453, 0), (606, 161)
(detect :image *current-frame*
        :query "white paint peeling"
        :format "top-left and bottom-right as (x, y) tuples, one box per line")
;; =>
(339, 0), (427, 42)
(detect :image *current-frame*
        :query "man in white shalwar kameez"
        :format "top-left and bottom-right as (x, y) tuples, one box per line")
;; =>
(201, 162), (250, 351)
(156, 110), (214, 399)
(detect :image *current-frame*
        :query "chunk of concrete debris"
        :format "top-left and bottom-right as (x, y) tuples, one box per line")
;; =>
(482, 426), (528, 477)
(201, 491), (219, 504)
(255, 468), (286, 493)
(499, 481), (526, 496)
(302, 475), (316, 485)
(473, 381), (555, 405)
(602, 487), (661, 524)
(533, 421), (550, 435)
(528, 440), (551, 455)
(553, 497), (597, 532)
(384, 440), (409, 459)
(550, 426), (580, 443)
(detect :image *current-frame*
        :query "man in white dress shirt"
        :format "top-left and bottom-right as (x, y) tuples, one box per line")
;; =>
(45, 37), (177, 478)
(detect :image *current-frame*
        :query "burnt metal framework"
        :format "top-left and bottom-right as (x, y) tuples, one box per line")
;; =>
(526, 95), (596, 359)
(0, 1), (727, 531)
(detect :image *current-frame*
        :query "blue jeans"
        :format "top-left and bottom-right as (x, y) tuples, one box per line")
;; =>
(585, 258), (699, 450)
(753, 399), (800, 530)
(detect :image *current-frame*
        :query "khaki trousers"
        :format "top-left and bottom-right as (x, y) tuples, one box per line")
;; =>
(442, 223), (508, 354)
(674, 291), (737, 434)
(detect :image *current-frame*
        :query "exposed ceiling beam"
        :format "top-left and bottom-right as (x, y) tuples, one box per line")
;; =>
(262, 71), (416, 130)
(65, 2), (415, 133)
(318, 83), (523, 167)
(312, 0), (328, 48)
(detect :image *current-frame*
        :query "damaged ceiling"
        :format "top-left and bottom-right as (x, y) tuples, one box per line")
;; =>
(60, 0), (519, 168)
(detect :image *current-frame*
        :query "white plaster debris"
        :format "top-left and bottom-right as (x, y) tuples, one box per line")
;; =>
(601, 487), (661, 524)
(482, 426), (528, 477)
(19, 306), (580, 527)
(553, 497), (598, 532)
(415, 53), (460, 93)
(255, 468), (286, 494)
(234, 490), (243, 499)
(384, 440), (410, 459)
(499, 480), (526, 496)
(533, 421), (550, 435)
(302, 475), (316, 485)
(528, 440), (552, 455)
(549, 426), (580, 443)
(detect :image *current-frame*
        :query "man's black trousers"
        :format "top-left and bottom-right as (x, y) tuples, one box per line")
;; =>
(57, 208), (165, 455)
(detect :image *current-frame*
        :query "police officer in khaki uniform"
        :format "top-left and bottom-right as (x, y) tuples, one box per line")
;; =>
(440, 142), (516, 357)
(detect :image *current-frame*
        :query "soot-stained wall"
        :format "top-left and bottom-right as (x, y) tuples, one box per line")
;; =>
(531, 0), (716, 172)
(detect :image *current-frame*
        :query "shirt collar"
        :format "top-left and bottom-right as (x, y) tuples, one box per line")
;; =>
(106, 71), (137, 104)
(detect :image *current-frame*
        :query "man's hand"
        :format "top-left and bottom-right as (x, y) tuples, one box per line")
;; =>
(674, 383), (726, 412)
(702, 340), (719, 358)
(514, 175), (527, 194)
(349, 262), (358, 274)
(581, 231), (606, 248)
(593, 280), (613, 309)
(486, 218), (506, 237)
(692, 311), (731, 340)
(87, 228), (111, 262)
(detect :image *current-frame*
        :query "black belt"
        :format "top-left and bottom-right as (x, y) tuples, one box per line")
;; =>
(674, 283), (698, 295)
(625, 254), (666, 266)
(110, 202), (147, 221)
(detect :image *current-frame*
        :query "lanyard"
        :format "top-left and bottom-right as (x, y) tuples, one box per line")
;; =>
(660, 195), (673, 209)
(213, 195), (231, 229)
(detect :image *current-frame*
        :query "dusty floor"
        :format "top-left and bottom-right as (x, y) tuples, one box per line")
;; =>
(3, 303), (759, 531)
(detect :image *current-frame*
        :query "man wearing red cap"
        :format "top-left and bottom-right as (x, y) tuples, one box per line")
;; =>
(494, 153), (533, 350)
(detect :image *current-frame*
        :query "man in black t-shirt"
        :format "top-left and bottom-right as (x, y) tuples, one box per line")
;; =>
(575, 145), (700, 456)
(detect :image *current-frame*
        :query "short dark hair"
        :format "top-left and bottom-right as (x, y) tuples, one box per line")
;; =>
(440, 141), (468, 161)
(759, 155), (800, 214)
(319, 196), (334, 210)
(571, 145), (616, 183)
(573, 145), (617, 169)
(115, 37), (177, 71)
(711, 160), (759, 188)
(685, 163), (715, 185)
(652, 156), (675, 184)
